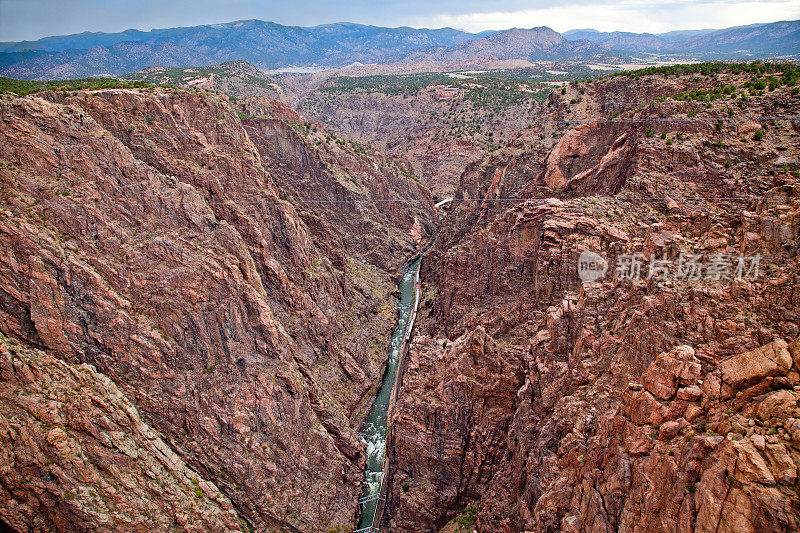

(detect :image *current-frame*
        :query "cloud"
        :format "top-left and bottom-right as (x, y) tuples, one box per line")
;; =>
(409, 0), (800, 33)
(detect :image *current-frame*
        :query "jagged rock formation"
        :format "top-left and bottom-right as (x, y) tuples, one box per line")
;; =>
(386, 68), (800, 531)
(0, 333), (242, 532)
(0, 87), (434, 531)
(2, 61), (799, 533)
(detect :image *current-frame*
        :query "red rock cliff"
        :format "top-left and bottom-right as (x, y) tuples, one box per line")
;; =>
(386, 69), (800, 532)
(0, 88), (435, 532)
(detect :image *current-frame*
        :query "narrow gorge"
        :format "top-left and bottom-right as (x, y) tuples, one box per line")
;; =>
(0, 87), (435, 532)
(357, 257), (420, 531)
(1, 61), (800, 533)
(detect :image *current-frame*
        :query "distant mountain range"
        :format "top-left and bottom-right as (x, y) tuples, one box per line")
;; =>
(0, 18), (798, 80)
(0, 20), (480, 79)
(402, 27), (602, 63)
(562, 20), (800, 55)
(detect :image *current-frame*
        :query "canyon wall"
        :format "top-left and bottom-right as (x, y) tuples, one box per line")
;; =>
(387, 69), (800, 532)
(0, 88), (434, 531)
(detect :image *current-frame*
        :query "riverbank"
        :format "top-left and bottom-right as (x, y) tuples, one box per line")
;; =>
(356, 257), (422, 532)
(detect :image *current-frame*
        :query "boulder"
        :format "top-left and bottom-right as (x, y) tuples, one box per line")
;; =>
(677, 384), (703, 401)
(789, 337), (800, 370)
(642, 345), (702, 400)
(764, 442), (797, 485)
(629, 389), (668, 426)
(755, 389), (800, 421)
(719, 339), (792, 389)
(658, 420), (681, 440)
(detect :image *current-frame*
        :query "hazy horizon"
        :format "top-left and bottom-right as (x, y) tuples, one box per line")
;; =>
(1, 0), (799, 42)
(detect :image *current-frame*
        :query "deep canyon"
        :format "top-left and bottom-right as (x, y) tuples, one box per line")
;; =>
(1, 62), (800, 533)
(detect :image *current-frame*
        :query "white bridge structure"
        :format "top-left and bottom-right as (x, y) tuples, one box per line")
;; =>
(434, 197), (453, 208)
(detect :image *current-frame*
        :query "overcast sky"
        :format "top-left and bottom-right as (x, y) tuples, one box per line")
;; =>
(1, 0), (799, 41)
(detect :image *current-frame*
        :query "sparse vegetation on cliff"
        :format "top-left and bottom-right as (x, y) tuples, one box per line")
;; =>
(0, 76), (152, 96)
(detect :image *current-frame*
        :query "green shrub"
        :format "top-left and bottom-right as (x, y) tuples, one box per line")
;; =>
(0, 76), (153, 96)
(456, 505), (477, 530)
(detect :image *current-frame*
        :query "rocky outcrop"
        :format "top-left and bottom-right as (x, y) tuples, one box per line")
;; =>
(0, 88), (435, 532)
(385, 328), (524, 531)
(386, 69), (800, 531)
(0, 333), (242, 532)
(539, 122), (635, 194)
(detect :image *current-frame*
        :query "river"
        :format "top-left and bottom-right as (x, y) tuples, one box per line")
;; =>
(356, 256), (421, 531)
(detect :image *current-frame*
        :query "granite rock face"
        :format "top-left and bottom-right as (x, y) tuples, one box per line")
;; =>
(0, 88), (434, 532)
(0, 333), (242, 532)
(386, 70), (800, 531)
(2, 66), (800, 532)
